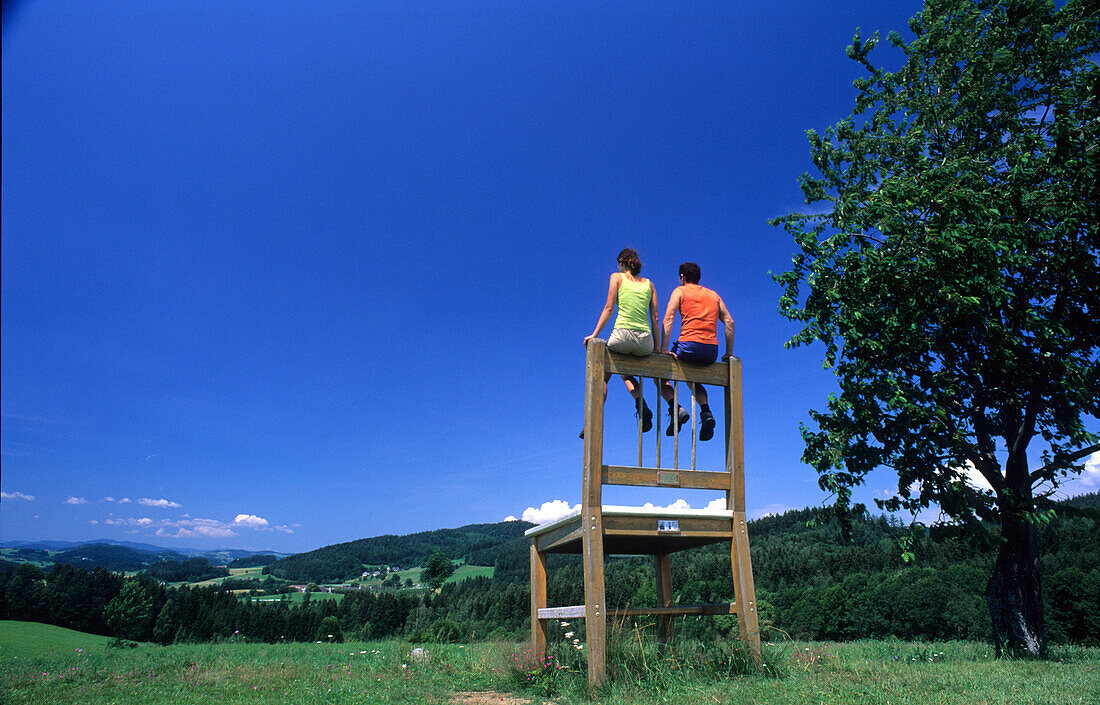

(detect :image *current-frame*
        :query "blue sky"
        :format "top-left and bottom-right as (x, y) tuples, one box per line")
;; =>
(3, 1), (1096, 554)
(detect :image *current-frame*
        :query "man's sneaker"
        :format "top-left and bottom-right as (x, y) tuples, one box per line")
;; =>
(635, 400), (653, 432)
(665, 407), (690, 436)
(700, 410), (716, 441)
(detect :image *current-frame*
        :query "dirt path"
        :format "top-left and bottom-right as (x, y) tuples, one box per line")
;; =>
(450, 692), (556, 705)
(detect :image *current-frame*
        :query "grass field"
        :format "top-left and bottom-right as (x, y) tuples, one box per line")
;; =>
(1, 621), (1096, 704)
(243, 590), (343, 604)
(0, 621), (115, 659)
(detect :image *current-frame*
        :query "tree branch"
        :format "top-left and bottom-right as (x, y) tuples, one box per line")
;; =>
(1029, 443), (1100, 483)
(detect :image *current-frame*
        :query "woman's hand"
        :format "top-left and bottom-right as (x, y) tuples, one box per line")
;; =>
(583, 334), (597, 347)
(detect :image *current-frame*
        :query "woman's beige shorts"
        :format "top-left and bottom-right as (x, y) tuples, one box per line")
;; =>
(607, 328), (653, 356)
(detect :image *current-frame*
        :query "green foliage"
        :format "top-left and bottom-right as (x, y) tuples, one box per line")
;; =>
(422, 549), (456, 590)
(226, 554), (278, 569)
(52, 544), (184, 572)
(145, 558), (228, 583)
(771, 0), (1099, 655)
(102, 581), (156, 642)
(316, 615), (343, 643)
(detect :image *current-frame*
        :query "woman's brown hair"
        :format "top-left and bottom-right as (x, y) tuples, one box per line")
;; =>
(617, 248), (642, 275)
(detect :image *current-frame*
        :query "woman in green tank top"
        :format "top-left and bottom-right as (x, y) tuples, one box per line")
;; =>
(582, 248), (659, 433)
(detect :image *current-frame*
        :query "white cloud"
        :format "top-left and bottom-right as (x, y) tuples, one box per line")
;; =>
(104, 517), (154, 527)
(1, 491), (35, 501)
(138, 498), (181, 508)
(957, 461), (994, 491)
(522, 500), (580, 524)
(92, 511), (290, 539)
(64, 496), (88, 505)
(705, 497), (728, 511)
(233, 514), (269, 529)
(88, 520), (99, 525)
(104, 496), (131, 503)
(503, 515), (518, 522)
(640, 499), (692, 511)
(1080, 451), (1100, 488)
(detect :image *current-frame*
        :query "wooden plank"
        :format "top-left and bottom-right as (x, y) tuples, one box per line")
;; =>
(533, 521), (583, 554)
(605, 349), (731, 386)
(730, 510), (762, 665)
(582, 340), (608, 688)
(690, 390), (697, 471)
(728, 358), (746, 513)
(655, 554), (674, 644)
(602, 514), (733, 536)
(538, 605), (586, 620)
(609, 603), (736, 617)
(654, 378), (662, 469)
(530, 544), (548, 658)
(603, 465), (730, 490)
(673, 382), (679, 470)
(540, 603), (737, 619)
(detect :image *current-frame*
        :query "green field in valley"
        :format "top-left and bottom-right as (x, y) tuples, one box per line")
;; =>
(2, 620), (1097, 705)
(0, 621), (115, 659)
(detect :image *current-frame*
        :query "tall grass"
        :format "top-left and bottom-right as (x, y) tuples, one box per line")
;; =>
(1, 621), (1097, 705)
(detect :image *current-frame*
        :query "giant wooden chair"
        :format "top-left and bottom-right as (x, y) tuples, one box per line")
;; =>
(527, 339), (761, 687)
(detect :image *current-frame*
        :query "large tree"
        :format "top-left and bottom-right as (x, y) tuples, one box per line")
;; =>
(771, 0), (1098, 656)
(422, 549), (456, 590)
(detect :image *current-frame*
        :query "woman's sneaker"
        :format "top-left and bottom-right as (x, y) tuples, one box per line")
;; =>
(635, 400), (653, 432)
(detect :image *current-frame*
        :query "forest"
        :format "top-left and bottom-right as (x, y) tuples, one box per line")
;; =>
(1, 494), (1096, 647)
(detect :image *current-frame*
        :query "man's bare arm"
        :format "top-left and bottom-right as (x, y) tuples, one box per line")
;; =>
(718, 297), (735, 360)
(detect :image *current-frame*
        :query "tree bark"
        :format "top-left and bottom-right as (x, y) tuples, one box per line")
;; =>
(986, 488), (1046, 657)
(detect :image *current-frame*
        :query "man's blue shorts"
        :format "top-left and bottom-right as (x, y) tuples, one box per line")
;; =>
(670, 340), (718, 365)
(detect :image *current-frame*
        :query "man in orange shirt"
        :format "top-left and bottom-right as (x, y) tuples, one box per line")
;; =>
(659, 262), (735, 441)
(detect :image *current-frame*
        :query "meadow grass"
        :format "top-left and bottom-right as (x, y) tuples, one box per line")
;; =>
(1, 621), (1096, 705)
(0, 621), (114, 659)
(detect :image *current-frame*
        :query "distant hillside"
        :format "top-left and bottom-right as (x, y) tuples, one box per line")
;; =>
(265, 520), (534, 583)
(0, 540), (291, 571)
(52, 544), (186, 572)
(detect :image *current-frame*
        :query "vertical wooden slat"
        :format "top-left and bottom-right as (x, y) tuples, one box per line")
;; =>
(655, 553), (674, 645)
(636, 381), (643, 469)
(655, 378), (662, 469)
(690, 384), (697, 471)
(584, 340), (608, 687)
(531, 543), (548, 659)
(672, 382), (679, 470)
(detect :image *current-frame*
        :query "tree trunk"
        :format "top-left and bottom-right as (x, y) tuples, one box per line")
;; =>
(986, 493), (1046, 657)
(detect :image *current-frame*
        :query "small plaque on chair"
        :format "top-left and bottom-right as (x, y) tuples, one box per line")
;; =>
(657, 520), (680, 533)
(657, 471), (680, 486)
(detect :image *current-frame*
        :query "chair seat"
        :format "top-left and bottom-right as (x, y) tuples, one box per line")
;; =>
(526, 505), (735, 555)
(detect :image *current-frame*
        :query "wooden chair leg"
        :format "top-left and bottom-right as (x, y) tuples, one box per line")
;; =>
(530, 544), (548, 659)
(655, 553), (674, 645)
